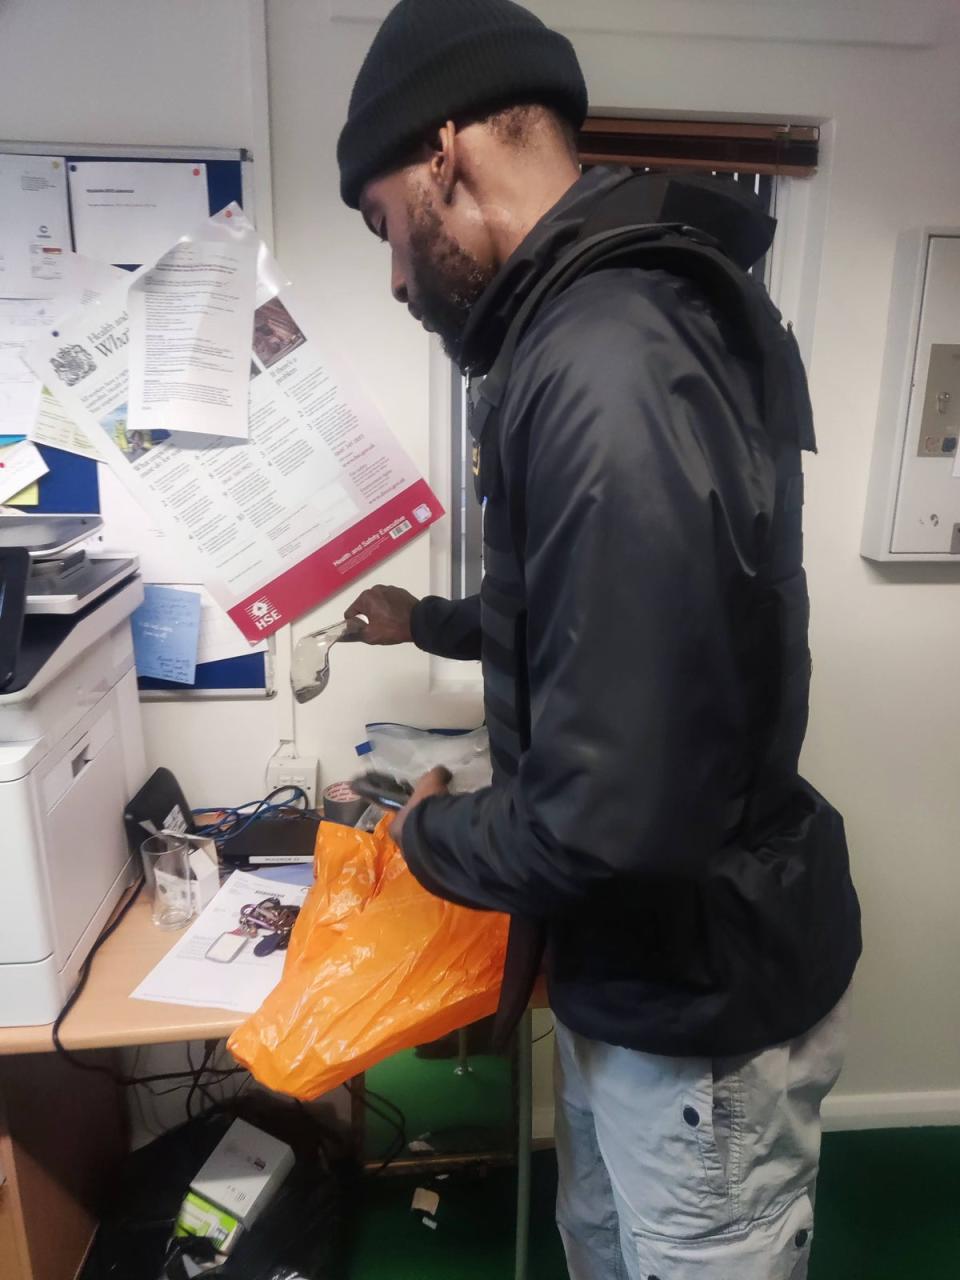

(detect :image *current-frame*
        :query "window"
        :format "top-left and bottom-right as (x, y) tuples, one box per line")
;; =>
(448, 118), (820, 600)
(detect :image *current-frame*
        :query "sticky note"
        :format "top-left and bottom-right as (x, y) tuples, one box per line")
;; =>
(6, 481), (39, 506)
(131, 585), (202, 685)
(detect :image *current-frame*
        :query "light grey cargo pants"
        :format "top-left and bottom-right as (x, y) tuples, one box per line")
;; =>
(554, 991), (850, 1280)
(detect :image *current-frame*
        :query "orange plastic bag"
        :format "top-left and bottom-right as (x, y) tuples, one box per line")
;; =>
(228, 817), (509, 1099)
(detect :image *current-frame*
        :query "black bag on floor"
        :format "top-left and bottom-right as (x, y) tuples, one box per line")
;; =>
(81, 1105), (356, 1280)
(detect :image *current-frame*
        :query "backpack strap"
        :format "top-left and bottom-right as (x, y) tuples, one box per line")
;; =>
(468, 221), (816, 462)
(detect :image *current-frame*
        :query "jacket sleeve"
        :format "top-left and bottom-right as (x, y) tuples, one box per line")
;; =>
(401, 274), (769, 917)
(410, 594), (482, 661)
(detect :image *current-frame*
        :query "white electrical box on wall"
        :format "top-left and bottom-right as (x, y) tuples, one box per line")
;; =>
(862, 228), (960, 561)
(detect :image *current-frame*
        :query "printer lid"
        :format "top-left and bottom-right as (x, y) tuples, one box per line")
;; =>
(0, 514), (103, 559)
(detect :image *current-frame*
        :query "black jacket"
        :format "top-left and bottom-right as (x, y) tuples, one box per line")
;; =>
(402, 168), (861, 1057)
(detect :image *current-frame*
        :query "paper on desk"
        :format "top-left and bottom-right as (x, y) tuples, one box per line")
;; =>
(0, 440), (48, 504)
(131, 871), (310, 1014)
(126, 231), (257, 440)
(131, 584), (202, 684)
(0, 153), (71, 297)
(68, 160), (209, 267)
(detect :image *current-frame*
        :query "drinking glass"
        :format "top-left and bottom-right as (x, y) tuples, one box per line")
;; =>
(140, 834), (194, 930)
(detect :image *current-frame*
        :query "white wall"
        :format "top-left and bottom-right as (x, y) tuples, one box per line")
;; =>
(265, 0), (960, 1129)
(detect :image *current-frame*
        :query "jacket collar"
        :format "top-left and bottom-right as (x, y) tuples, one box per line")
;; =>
(459, 166), (631, 376)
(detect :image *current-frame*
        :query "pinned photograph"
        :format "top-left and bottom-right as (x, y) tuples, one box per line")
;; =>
(99, 402), (169, 462)
(252, 297), (306, 369)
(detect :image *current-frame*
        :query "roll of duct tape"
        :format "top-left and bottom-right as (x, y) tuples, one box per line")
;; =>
(322, 781), (368, 827)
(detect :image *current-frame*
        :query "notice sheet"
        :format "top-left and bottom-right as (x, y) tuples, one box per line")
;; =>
(0, 153), (71, 297)
(27, 206), (443, 641)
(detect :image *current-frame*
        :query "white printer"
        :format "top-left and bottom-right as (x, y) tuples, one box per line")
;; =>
(0, 515), (147, 1026)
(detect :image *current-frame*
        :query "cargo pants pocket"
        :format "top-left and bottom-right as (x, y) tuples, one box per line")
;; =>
(632, 1190), (815, 1280)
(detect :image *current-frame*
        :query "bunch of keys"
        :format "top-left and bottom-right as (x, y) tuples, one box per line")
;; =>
(239, 897), (301, 956)
(205, 895), (301, 963)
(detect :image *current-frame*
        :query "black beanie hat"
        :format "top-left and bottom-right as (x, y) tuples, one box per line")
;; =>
(337, 0), (588, 209)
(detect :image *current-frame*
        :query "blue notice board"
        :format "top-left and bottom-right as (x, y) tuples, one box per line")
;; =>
(10, 144), (267, 696)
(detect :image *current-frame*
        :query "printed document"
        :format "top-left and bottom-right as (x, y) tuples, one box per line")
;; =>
(127, 236), (257, 440)
(26, 206), (442, 641)
(0, 154), (71, 297)
(2, 256), (126, 443)
(30, 387), (100, 459)
(0, 299), (56, 438)
(131, 871), (310, 1014)
(68, 160), (209, 266)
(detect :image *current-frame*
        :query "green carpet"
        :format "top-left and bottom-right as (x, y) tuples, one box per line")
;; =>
(351, 1050), (960, 1278)
(363, 1047), (513, 1162)
(809, 1127), (960, 1280)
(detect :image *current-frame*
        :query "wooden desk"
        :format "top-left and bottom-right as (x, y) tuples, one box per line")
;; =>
(0, 889), (240, 1057)
(0, 885), (544, 1280)
(0, 888), (240, 1280)
(0, 887), (548, 1056)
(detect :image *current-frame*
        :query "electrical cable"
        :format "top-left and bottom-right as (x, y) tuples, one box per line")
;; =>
(343, 1080), (407, 1173)
(186, 1042), (216, 1121)
(192, 785), (317, 843)
(51, 881), (247, 1092)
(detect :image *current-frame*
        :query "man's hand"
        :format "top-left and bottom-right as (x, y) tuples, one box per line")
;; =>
(391, 766), (452, 845)
(344, 585), (420, 645)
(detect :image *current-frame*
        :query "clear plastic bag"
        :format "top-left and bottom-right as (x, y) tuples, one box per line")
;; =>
(359, 722), (491, 793)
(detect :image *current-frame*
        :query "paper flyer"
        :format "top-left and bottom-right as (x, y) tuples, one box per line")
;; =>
(30, 386), (101, 459)
(0, 255), (128, 449)
(68, 159), (210, 267)
(0, 298), (55, 437)
(126, 235), (257, 440)
(26, 205), (443, 642)
(0, 153), (71, 297)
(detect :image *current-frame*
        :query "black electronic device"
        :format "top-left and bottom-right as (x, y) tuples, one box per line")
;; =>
(124, 766), (197, 854)
(0, 547), (30, 691)
(218, 812), (321, 866)
(350, 771), (414, 812)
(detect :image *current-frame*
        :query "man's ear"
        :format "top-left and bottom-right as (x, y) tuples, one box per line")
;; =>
(428, 120), (458, 205)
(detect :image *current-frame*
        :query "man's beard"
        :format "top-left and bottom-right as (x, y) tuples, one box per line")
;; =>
(407, 195), (496, 365)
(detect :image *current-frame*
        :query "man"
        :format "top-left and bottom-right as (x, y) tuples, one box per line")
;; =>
(337, 1), (861, 1276)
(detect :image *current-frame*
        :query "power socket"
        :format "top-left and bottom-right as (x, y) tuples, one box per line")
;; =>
(266, 754), (319, 808)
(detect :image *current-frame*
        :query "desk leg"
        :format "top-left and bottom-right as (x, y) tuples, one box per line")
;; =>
(514, 1010), (533, 1280)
